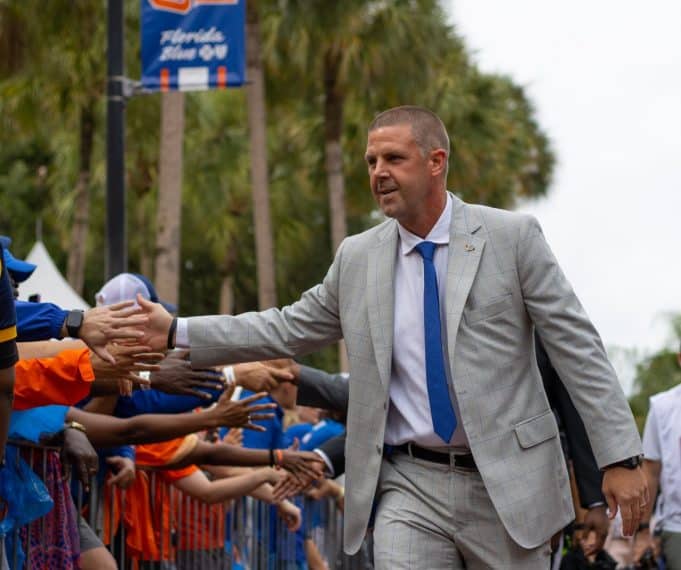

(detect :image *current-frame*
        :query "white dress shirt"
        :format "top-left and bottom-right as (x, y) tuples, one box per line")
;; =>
(384, 194), (468, 449)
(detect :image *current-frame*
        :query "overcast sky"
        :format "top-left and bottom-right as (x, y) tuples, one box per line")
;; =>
(443, 0), (681, 388)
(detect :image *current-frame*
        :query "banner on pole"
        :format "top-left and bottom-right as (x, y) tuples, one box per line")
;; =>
(141, 0), (245, 92)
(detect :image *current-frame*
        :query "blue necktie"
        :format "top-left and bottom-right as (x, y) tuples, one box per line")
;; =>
(414, 241), (457, 443)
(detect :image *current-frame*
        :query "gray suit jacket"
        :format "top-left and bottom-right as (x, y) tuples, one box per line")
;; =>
(188, 194), (641, 553)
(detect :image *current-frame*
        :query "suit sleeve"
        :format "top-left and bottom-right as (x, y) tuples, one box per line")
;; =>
(536, 335), (604, 508)
(187, 239), (346, 368)
(296, 366), (349, 413)
(317, 433), (346, 477)
(517, 216), (641, 467)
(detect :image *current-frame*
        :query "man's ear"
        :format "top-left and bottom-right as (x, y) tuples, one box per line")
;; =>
(429, 149), (448, 177)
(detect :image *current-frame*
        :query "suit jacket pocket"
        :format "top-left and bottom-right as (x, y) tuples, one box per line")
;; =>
(465, 293), (513, 325)
(514, 410), (558, 449)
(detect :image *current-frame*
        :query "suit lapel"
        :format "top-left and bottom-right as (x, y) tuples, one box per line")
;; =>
(367, 222), (397, 388)
(445, 196), (485, 368)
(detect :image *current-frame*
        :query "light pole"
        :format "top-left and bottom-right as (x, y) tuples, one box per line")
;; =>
(106, 0), (127, 278)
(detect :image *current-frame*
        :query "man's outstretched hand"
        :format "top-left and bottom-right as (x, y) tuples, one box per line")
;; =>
(209, 385), (276, 431)
(136, 295), (174, 352)
(79, 301), (149, 363)
(151, 350), (225, 399)
(602, 465), (649, 537)
(90, 344), (163, 382)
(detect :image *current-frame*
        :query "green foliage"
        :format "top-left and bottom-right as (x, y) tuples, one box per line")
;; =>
(1, 0), (555, 371)
(628, 315), (681, 431)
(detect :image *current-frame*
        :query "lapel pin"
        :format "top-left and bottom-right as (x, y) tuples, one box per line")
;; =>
(464, 243), (475, 252)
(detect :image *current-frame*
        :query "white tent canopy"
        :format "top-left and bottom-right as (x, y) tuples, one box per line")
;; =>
(18, 241), (90, 311)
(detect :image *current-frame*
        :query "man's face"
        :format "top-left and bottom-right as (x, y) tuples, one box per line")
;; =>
(365, 124), (444, 234)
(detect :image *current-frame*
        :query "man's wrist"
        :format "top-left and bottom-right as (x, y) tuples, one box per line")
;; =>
(204, 408), (221, 430)
(65, 420), (87, 434)
(602, 455), (644, 471)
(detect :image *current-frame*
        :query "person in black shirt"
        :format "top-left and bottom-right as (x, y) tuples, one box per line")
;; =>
(0, 240), (19, 462)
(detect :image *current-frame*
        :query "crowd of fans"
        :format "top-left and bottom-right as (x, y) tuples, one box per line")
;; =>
(0, 236), (345, 569)
(0, 232), (678, 570)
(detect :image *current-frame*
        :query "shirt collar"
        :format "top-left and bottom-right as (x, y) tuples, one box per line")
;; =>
(398, 193), (452, 256)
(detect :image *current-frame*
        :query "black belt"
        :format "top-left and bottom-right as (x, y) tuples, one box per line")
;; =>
(394, 442), (477, 470)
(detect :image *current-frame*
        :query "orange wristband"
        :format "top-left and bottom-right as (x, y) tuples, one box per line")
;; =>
(274, 449), (284, 469)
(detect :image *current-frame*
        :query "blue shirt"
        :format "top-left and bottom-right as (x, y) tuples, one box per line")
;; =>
(14, 300), (67, 342)
(298, 419), (345, 452)
(232, 393), (305, 566)
(238, 392), (286, 450)
(282, 422), (312, 448)
(113, 387), (222, 418)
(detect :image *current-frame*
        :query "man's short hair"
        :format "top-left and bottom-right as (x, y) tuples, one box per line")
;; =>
(368, 106), (450, 158)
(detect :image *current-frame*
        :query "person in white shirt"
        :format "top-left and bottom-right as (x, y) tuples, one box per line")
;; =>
(635, 345), (681, 569)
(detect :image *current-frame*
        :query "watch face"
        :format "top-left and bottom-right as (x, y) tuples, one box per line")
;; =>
(67, 311), (83, 327)
(66, 310), (84, 336)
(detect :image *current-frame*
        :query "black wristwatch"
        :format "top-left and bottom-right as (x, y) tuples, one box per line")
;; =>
(603, 455), (643, 470)
(65, 310), (84, 338)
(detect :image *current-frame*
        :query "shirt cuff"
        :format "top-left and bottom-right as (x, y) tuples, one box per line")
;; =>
(53, 309), (69, 339)
(313, 448), (334, 478)
(175, 317), (189, 348)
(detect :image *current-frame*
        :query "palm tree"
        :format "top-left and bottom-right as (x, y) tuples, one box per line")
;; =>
(154, 91), (185, 306)
(265, 0), (450, 369)
(0, 1), (107, 295)
(245, 0), (277, 309)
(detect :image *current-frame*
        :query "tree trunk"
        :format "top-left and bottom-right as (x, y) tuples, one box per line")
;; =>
(66, 102), (95, 294)
(219, 275), (235, 314)
(324, 49), (349, 372)
(219, 243), (238, 314)
(324, 50), (348, 253)
(154, 91), (185, 306)
(246, 0), (277, 309)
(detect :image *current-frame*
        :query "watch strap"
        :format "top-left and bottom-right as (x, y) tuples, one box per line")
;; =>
(604, 455), (643, 470)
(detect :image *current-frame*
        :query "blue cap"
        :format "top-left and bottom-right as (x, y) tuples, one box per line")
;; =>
(0, 236), (37, 283)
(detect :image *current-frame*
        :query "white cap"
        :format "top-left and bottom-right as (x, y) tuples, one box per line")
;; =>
(95, 273), (151, 307)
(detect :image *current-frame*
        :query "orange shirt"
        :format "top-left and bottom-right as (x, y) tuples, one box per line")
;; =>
(121, 437), (200, 562)
(13, 348), (95, 410)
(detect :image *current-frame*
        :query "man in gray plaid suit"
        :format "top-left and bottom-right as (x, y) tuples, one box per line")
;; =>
(140, 106), (648, 568)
